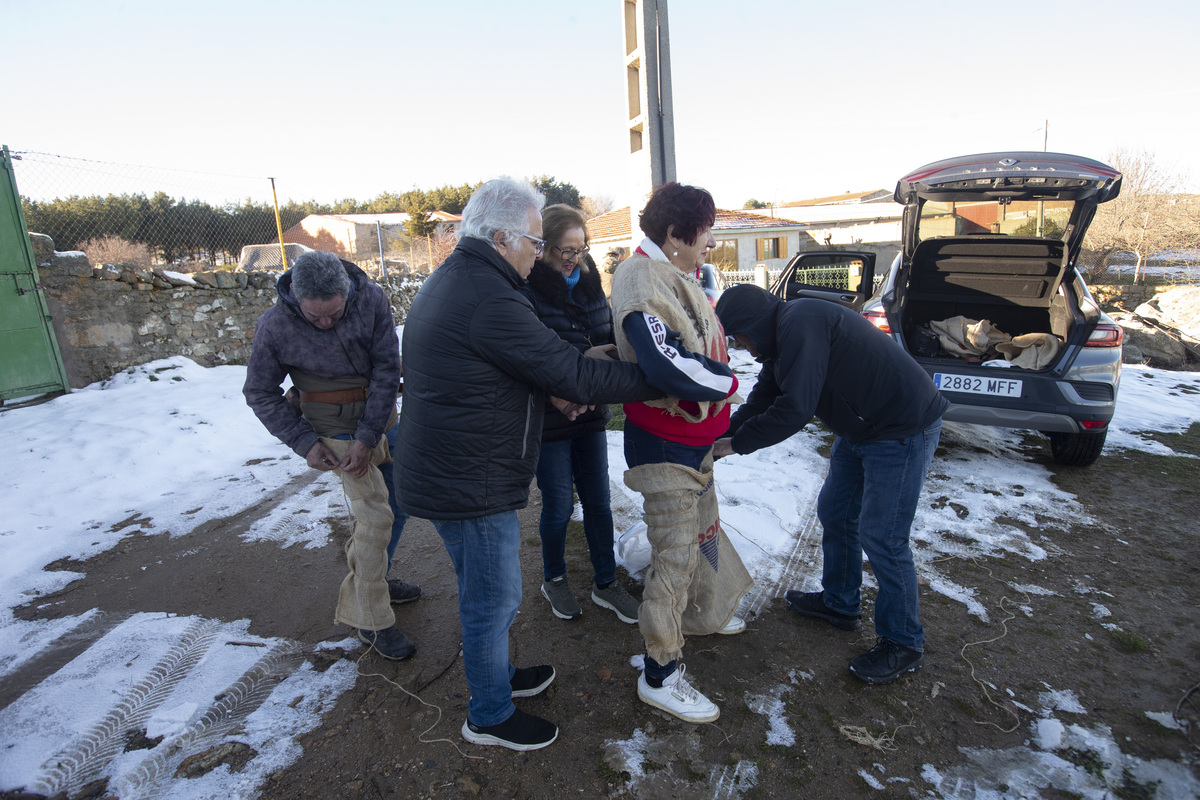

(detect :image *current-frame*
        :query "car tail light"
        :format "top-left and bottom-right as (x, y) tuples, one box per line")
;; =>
(1081, 420), (1109, 431)
(862, 309), (891, 334)
(1084, 323), (1123, 347)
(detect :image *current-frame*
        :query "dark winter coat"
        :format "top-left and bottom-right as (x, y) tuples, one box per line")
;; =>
(396, 237), (659, 520)
(716, 285), (948, 452)
(521, 259), (614, 442)
(242, 261), (400, 457)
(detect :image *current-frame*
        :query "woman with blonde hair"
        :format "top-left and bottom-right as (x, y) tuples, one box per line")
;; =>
(522, 204), (641, 625)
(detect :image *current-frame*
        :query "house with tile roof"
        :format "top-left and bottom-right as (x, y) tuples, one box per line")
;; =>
(281, 211), (461, 258)
(762, 190), (904, 267)
(778, 189), (893, 207)
(586, 207), (811, 272)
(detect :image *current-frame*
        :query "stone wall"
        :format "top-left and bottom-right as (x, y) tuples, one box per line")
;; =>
(1089, 283), (1157, 309)
(30, 234), (423, 389)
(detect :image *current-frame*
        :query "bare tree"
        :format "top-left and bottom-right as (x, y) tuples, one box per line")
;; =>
(580, 194), (614, 220)
(428, 230), (458, 271)
(79, 235), (153, 267)
(1084, 148), (1192, 283)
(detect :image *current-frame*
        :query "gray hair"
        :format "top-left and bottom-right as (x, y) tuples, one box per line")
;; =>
(291, 251), (351, 301)
(458, 177), (546, 250)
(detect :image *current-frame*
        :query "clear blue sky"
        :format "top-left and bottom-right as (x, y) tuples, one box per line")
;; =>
(4, 0), (1198, 209)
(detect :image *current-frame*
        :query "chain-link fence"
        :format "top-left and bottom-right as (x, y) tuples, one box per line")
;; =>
(10, 149), (454, 277)
(12, 150), (291, 271)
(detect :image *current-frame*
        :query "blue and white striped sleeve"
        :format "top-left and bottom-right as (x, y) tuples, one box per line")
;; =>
(622, 312), (737, 402)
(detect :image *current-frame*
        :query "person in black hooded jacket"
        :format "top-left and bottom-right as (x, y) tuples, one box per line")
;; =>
(520, 204), (641, 626)
(713, 284), (947, 685)
(397, 178), (659, 752)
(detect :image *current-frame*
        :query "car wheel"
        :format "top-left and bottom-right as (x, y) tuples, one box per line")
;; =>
(1047, 430), (1107, 467)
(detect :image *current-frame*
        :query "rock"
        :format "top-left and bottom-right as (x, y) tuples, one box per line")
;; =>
(1135, 286), (1200, 348)
(51, 249), (93, 277)
(1122, 343), (1145, 364)
(1111, 312), (1189, 368)
(214, 271), (237, 289)
(174, 741), (257, 778)
(193, 272), (219, 288)
(29, 232), (55, 261)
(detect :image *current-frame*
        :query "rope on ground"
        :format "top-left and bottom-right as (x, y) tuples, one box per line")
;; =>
(355, 647), (484, 760)
(955, 555), (1030, 734)
(1173, 680), (1200, 752)
(837, 710), (915, 752)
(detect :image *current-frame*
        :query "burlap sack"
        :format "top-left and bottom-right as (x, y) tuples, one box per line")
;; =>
(625, 457), (753, 665)
(610, 252), (741, 421)
(324, 435), (396, 632)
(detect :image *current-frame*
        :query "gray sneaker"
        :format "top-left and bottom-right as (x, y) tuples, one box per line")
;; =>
(591, 581), (640, 624)
(540, 576), (581, 620)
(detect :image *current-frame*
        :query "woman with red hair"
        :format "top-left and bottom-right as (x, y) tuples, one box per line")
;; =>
(610, 182), (753, 724)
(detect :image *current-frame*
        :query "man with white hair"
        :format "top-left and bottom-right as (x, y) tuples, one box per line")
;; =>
(397, 177), (660, 751)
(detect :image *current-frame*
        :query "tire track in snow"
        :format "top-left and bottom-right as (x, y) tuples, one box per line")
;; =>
(738, 501), (823, 618)
(109, 642), (305, 800)
(29, 618), (223, 796)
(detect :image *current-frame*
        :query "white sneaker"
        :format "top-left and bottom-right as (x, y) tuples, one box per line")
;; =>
(637, 664), (720, 723)
(718, 615), (746, 635)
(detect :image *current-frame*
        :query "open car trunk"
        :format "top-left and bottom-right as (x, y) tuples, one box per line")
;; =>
(899, 237), (1078, 369)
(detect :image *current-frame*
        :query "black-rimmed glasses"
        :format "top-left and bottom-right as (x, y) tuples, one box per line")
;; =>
(552, 244), (590, 260)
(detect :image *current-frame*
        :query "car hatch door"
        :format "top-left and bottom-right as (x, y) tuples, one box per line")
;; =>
(770, 251), (877, 310)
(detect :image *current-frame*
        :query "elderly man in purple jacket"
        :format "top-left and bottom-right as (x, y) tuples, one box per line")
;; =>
(243, 250), (417, 660)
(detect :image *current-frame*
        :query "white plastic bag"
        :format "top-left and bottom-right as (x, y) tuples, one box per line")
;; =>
(616, 520), (652, 575)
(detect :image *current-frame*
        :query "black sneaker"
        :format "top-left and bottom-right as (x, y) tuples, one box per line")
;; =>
(785, 590), (861, 631)
(511, 665), (555, 698)
(849, 638), (924, 684)
(357, 626), (416, 661)
(387, 579), (422, 605)
(462, 709), (558, 751)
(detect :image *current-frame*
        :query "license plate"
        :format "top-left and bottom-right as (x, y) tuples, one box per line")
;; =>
(934, 373), (1023, 397)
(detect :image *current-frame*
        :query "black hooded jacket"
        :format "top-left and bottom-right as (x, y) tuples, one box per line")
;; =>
(520, 258), (614, 441)
(715, 285), (948, 453)
(397, 238), (657, 520)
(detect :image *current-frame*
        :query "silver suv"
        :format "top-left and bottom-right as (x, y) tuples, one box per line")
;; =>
(859, 152), (1125, 467)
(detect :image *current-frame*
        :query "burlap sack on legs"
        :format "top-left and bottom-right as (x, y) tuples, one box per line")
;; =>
(324, 436), (396, 632)
(626, 459), (753, 666)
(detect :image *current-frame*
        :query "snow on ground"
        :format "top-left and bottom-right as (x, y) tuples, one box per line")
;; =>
(2, 340), (1199, 798)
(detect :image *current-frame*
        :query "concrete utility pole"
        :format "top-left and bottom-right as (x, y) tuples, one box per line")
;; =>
(622, 0), (676, 241)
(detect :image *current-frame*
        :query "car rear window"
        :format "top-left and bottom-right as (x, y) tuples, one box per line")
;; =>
(917, 199), (1075, 243)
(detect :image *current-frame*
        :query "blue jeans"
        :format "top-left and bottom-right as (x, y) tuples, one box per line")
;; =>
(816, 419), (941, 652)
(433, 511), (522, 727)
(379, 423), (409, 573)
(623, 421), (709, 471)
(341, 423), (408, 574)
(536, 431), (616, 585)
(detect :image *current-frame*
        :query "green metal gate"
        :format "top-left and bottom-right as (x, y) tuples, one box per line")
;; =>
(0, 145), (70, 401)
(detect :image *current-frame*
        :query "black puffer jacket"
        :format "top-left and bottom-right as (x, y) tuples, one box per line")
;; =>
(397, 238), (658, 520)
(716, 285), (948, 451)
(521, 259), (614, 441)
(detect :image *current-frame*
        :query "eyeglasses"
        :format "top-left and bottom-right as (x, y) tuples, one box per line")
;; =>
(552, 244), (590, 260)
(518, 233), (546, 255)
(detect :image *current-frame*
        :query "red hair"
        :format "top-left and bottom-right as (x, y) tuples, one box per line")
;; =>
(639, 182), (716, 247)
